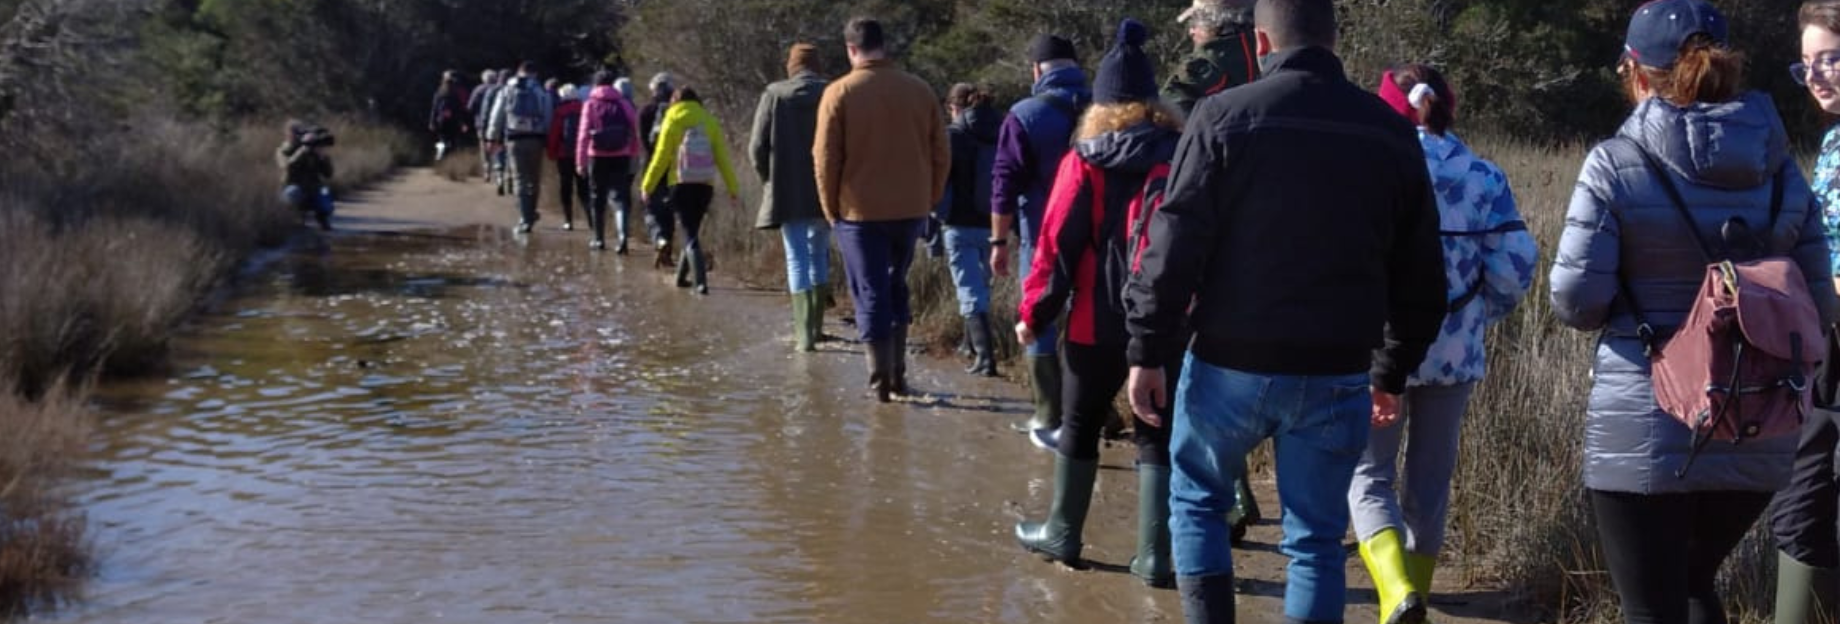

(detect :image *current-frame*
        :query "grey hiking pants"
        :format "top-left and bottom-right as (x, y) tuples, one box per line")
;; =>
(507, 137), (545, 222)
(1347, 381), (1475, 555)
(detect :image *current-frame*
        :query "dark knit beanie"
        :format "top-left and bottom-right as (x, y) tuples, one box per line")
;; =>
(1092, 19), (1157, 105)
(1026, 34), (1078, 64)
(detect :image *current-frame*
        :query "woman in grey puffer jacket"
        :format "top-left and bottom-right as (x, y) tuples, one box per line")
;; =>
(1551, 2), (1840, 622)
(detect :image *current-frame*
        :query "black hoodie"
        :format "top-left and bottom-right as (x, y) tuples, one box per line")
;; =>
(1019, 121), (1180, 347)
(944, 104), (1003, 228)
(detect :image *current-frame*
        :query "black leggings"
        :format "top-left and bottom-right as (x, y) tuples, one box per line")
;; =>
(1592, 489), (1773, 624)
(587, 156), (634, 243)
(1054, 342), (1172, 467)
(556, 158), (591, 224)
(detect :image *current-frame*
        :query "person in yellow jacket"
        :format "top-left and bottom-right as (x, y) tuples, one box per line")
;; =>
(640, 87), (740, 295)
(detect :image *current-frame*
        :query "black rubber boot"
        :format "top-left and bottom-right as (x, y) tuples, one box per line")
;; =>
(964, 314), (998, 377)
(888, 324), (910, 396)
(1014, 455), (1099, 566)
(1130, 463), (1175, 589)
(675, 249), (693, 289)
(1178, 575), (1237, 624)
(865, 339), (892, 403)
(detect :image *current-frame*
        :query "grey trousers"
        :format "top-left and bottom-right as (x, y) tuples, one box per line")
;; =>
(507, 138), (545, 222)
(1347, 381), (1475, 555)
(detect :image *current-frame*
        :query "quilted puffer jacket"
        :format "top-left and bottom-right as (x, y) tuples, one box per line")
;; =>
(1550, 91), (1840, 495)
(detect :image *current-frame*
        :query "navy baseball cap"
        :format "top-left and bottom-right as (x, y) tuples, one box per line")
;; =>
(1624, 0), (1728, 69)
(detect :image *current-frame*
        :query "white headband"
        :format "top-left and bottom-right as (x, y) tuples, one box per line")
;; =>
(1408, 83), (1437, 111)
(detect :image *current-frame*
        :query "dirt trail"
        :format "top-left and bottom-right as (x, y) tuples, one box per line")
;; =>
(83, 167), (1533, 624)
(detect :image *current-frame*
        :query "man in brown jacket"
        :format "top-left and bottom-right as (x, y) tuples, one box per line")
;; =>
(814, 16), (950, 403)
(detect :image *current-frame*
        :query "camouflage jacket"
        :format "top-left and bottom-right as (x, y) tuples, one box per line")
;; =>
(1161, 34), (1259, 115)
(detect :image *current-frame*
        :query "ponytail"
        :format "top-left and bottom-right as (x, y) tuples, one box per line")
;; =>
(1626, 34), (1746, 107)
(1385, 63), (1456, 136)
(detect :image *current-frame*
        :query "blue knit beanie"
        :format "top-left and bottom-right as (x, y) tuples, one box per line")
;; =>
(1092, 19), (1157, 105)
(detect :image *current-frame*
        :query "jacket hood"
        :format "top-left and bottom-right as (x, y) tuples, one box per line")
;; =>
(778, 72), (827, 105)
(1034, 65), (1092, 101)
(1621, 91), (1789, 190)
(955, 104), (1002, 143)
(590, 85), (626, 103)
(1075, 122), (1178, 174)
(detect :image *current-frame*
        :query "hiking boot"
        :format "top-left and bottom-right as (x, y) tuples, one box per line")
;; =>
(964, 314), (998, 377)
(1129, 464), (1175, 589)
(1178, 575), (1238, 624)
(1013, 355), (1064, 434)
(1775, 551), (1838, 624)
(1015, 455), (1099, 567)
(1360, 528), (1429, 624)
(654, 239), (674, 270)
(864, 339), (893, 403)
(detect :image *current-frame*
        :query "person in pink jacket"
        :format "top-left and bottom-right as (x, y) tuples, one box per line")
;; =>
(575, 69), (643, 252)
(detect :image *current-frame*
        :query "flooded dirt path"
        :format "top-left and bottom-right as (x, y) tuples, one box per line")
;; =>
(54, 170), (1527, 623)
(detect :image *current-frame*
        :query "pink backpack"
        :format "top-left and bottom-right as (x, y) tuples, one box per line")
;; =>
(1617, 139), (1824, 477)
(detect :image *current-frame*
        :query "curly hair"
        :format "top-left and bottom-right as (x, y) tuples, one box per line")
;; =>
(1075, 100), (1186, 142)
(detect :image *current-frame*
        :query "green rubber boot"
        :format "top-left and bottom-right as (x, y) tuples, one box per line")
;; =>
(1016, 355), (1063, 433)
(1776, 551), (1839, 624)
(791, 292), (815, 353)
(1015, 455), (1099, 566)
(1129, 463), (1175, 589)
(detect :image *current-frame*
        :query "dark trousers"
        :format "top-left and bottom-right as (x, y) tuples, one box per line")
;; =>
(556, 158), (591, 224)
(648, 184), (677, 245)
(673, 183), (714, 287)
(1592, 489), (1773, 624)
(1055, 342), (1173, 466)
(1775, 331), (1840, 570)
(587, 156), (634, 244)
(834, 218), (923, 342)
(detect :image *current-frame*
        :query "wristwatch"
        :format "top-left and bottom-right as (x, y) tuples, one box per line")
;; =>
(989, 238), (1009, 247)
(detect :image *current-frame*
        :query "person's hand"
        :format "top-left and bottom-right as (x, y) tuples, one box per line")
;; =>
(1372, 389), (1401, 429)
(1014, 321), (1035, 346)
(1129, 366), (1167, 428)
(992, 245), (1012, 278)
(638, 190), (649, 206)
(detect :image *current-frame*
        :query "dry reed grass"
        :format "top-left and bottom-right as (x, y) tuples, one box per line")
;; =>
(0, 116), (414, 615)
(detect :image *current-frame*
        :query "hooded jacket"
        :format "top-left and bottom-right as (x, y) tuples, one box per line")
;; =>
(546, 97), (585, 161)
(1021, 121), (1180, 347)
(749, 70), (829, 229)
(1551, 92), (1840, 495)
(639, 100), (739, 196)
(574, 85), (642, 165)
(944, 104), (1003, 229)
(1410, 131), (1539, 386)
(1162, 33), (1260, 115)
(992, 65), (1092, 229)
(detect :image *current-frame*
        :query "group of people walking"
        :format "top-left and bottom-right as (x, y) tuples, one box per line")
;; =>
(408, 0), (1840, 622)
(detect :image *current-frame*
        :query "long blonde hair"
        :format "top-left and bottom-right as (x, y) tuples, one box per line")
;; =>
(1075, 100), (1185, 142)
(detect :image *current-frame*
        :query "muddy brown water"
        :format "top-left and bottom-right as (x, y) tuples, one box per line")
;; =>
(52, 171), (1524, 624)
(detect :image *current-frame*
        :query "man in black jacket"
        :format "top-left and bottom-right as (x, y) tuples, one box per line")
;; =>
(1122, 0), (1446, 621)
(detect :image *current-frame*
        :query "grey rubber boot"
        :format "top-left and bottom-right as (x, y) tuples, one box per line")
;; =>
(964, 314), (998, 377)
(888, 324), (909, 396)
(1776, 551), (1840, 624)
(1014, 455), (1100, 566)
(1130, 463), (1175, 589)
(864, 339), (891, 403)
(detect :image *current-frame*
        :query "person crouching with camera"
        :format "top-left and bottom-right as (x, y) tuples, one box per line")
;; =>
(277, 119), (335, 231)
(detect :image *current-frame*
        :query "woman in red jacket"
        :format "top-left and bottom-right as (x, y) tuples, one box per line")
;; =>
(1013, 19), (1185, 589)
(546, 84), (591, 233)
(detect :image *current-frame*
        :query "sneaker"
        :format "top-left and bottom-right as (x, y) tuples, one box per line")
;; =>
(590, 239), (606, 251)
(514, 221), (534, 234)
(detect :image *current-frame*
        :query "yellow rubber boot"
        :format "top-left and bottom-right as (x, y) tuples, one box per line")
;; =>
(1359, 528), (1429, 624)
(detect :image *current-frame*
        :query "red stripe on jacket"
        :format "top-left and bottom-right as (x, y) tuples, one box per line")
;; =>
(1019, 151), (1106, 346)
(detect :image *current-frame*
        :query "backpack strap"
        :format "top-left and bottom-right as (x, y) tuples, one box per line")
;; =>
(1442, 220), (1528, 314)
(1621, 137), (1721, 263)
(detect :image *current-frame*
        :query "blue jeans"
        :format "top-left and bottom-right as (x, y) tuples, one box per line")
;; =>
(943, 226), (992, 316)
(781, 218), (832, 294)
(835, 219), (923, 342)
(1170, 354), (1371, 623)
(1017, 209), (1056, 356)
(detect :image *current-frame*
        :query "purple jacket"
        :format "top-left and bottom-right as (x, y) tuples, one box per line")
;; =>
(576, 85), (641, 165)
(991, 65), (1090, 241)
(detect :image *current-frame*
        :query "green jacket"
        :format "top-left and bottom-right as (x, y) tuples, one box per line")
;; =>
(1161, 34), (1260, 115)
(748, 71), (829, 229)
